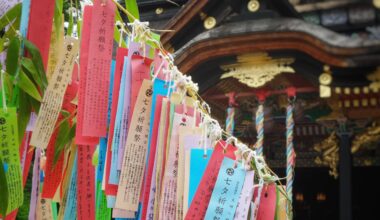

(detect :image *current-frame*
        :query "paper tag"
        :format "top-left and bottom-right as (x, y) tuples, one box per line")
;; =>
(77, 145), (96, 220)
(75, 5), (99, 145)
(234, 171), (254, 220)
(57, 145), (76, 220)
(19, 0), (31, 39)
(104, 47), (128, 196)
(36, 196), (54, 220)
(109, 57), (130, 185)
(115, 80), (153, 211)
(205, 157), (246, 220)
(26, 0), (55, 68)
(95, 183), (111, 220)
(275, 186), (287, 220)
(28, 148), (40, 220)
(117, 43), (145, 172)
(158, 105), (197, 220)
(0, 0), (21, 17)
(30, 37), (79, 149)
(63, 153), (78, 220)
(141, 80), (172, 220)
(0, 107), (23, 214)
(176, 127), (202, 220)
(255, 184), (277, 220)
(46, 17), (64, 81)
(41, 132), (63, 198)
(185, 141), (236, 220)
(112, 209), (135, 219)
(19, 132), (30, 174)
(151, 98), (170, 220)
(26, 112), (37, 132)
(82, 0), (115, 137)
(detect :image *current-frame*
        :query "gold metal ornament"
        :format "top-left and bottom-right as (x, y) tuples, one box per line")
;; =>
(155, 7), (164, 15)
(367, 67), (380, 92)
(373, 0), (380, 9)
(320, 85), (331, 98)
(204, 16), (216, 29)
(319, 73), (332, 85)
(319, 65), (332, 98)
(314, 131), (339, 178)
(220, 53), (295, 88)
(352, 122), (380, 154)
(248, 0), (260, 12)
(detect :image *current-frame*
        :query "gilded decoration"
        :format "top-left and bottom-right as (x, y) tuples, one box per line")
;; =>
(220, 53), (295, 88)
(314, 131), (339, 178)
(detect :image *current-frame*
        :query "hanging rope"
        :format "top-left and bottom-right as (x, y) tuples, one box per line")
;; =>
(255, 104), (264, 156)
(286, 100), (296, 209)
(225, 107), (235, 135)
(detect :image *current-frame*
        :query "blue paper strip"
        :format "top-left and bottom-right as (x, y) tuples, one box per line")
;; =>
(204, 157), (246, 220)
(188, 148), (213, 206)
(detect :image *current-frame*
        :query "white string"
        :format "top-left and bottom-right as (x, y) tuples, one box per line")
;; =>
(152, 57), (164, 83)
(1, 69), (8, 113)
(116, 21), (126, 47)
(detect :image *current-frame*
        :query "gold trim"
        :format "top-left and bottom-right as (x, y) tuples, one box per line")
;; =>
(204, 16), (216, 29)
(220, 53), (295, 88)
(248, 0), (260, 12)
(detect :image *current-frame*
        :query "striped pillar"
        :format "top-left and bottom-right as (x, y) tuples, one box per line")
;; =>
(255, 104), (264, 156)
(225, 107), (235, 135)
(286, 102), (296, 207)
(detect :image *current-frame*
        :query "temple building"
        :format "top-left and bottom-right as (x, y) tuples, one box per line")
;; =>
(130, 0), (380, 219)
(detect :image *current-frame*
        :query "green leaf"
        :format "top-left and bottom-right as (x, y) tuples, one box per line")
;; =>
(0, 3), (22, 30)
(21, 57), (43, 89)
(53, 123), (76, 166)
(92, 146), (99, 166)
(75, 0), (81, 37)
(23, 39), (48, 89)
(5, 37), (21, 76)
(17, 70), (42, 102)
(28, 95), (41, 113)
(125, 0), (139, 22)
(18, 90), (31, 144)
(67, 10), (74, 36)
(54, 0), (64, 38)
(0, 157), (9, 217)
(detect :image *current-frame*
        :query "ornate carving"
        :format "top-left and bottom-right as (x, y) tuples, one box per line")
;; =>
(352, 122), (380, 154)
(314, 131), (339, 178)
(220, 53), (295, 88)
(367, 67), (380, 92)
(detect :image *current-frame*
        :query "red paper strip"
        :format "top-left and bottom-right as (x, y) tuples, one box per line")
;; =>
(76, 5), (99, 145)
(77, 145), (96, 220)
(255, 184), (277, 220)
(152, 51), (168, 80)
(104, 47), (128, 196)
(42, 71), (79, 198)
(19, 131), (34, 186)
(129, 55), (152, 127)
(185, 141), (236, 220)
(39, 68), (79, 198)
(83, 0), (116, 137)
(141, 95), (164, 219)
(27, 0), (55, 69)
(41, 132), (61, 198)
